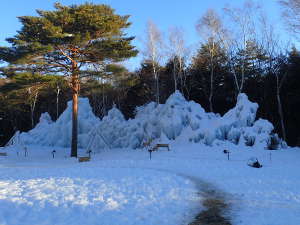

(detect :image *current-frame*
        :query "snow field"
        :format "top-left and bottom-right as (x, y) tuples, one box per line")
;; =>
(0, 162), (199, 225)
(86, 144), (300, 225)
(1, 144), (299, 225)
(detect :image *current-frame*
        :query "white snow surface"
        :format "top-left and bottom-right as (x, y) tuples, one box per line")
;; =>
(13, 91), (283, 151)
(0, 144), (299, 225)
(17, 98), (99, 148)
(1, 91), (297, 225)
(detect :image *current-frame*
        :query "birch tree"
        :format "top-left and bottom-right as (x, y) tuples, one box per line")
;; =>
(260, 14), (288, 141)
(223, 0), (260, 96)
(167, 26), (187, 92)
(55, 85), (60, 120)
(144, 20), (164, 104)
(196, 9), (224, 112)
(279, 0), (300, 36)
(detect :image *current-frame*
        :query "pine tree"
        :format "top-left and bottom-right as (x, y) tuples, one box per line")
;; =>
(0, 3), (138, 157)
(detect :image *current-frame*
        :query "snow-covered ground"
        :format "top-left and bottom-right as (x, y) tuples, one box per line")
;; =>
(1, 92), (298, 224)
(0, 144), (299, 225)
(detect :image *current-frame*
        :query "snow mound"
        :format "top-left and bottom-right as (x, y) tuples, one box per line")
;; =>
(12, 91), (285, 150)
(18, 98), (99, 148)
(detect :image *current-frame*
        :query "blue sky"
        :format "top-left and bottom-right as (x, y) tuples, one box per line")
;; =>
(0, 0), (286, 70)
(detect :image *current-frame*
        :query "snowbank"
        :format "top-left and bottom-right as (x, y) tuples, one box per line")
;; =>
(12, 91), (284, 150)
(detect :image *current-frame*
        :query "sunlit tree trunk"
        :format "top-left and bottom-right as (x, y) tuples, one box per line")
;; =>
(71, 63), (79, 158)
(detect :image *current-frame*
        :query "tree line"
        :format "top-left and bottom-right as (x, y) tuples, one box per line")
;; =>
(0, 1), (300, 152)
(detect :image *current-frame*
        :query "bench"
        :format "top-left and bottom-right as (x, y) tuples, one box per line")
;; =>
(78, 156), (90, 162)
(0, 152), (7, 156)
(148, 144), (170, 159)
(155, 144), (170, 151)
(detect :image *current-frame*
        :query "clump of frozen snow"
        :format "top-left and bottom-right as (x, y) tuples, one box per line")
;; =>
(11, 91), (285, 150)
(18, 98), (99, 148)
(88, 106), (145, 150)
(223, 93), (258, 127)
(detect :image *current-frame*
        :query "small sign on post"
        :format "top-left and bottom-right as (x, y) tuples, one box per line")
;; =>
(87, 150), (92, 158)
(149, 149), (152, 160)
(224, 150), (230, 160)
(52, 150), (56, 158)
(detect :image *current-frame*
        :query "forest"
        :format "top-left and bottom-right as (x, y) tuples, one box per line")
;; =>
(0, 0), (300, 148)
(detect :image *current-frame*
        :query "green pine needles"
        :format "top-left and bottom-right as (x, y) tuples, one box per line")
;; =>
(0, 2), (138, 157)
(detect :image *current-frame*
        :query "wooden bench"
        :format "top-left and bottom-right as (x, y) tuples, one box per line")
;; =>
(78, 156), (90, 162)
(0, 152), (7, 156)
(148, 144), (170, 159)
(155, 144), (170, 151)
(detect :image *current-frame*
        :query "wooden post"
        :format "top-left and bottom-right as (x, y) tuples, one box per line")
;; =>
(24, 147), (28, 157)
(88, 150), (92, 158)
(52, 150), (56, 159)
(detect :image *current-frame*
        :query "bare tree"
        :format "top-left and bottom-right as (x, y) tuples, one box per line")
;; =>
(167, 26), (188, 92)
(144, 20), (164, 104)
(279, 0), (300, 36)
(223, 0), (260, 96)
(196, 9), (224, 112)
(260, 13), (288, 141)
(27, 87), (40, 129)
(55, 85), (60, 120)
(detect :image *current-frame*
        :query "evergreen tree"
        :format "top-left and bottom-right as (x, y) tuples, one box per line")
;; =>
(0, 3), (138, 157)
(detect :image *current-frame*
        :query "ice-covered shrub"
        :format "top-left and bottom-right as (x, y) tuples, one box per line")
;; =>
(267, 134), (281, 150)
(193, 133), (205, 143)
(216, 125), (231, 141)
(228, 128), (241, 145)
(244, 135), (256, 147)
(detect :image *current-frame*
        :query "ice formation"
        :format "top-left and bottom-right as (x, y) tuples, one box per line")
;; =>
(12, 91), (285, 150)
(18, 98), (99, 148)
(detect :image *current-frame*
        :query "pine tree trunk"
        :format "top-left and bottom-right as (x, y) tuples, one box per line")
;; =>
(71, 67), (79, 158)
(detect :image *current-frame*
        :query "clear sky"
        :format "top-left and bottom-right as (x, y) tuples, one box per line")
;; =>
(0, 0), (287, 70)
